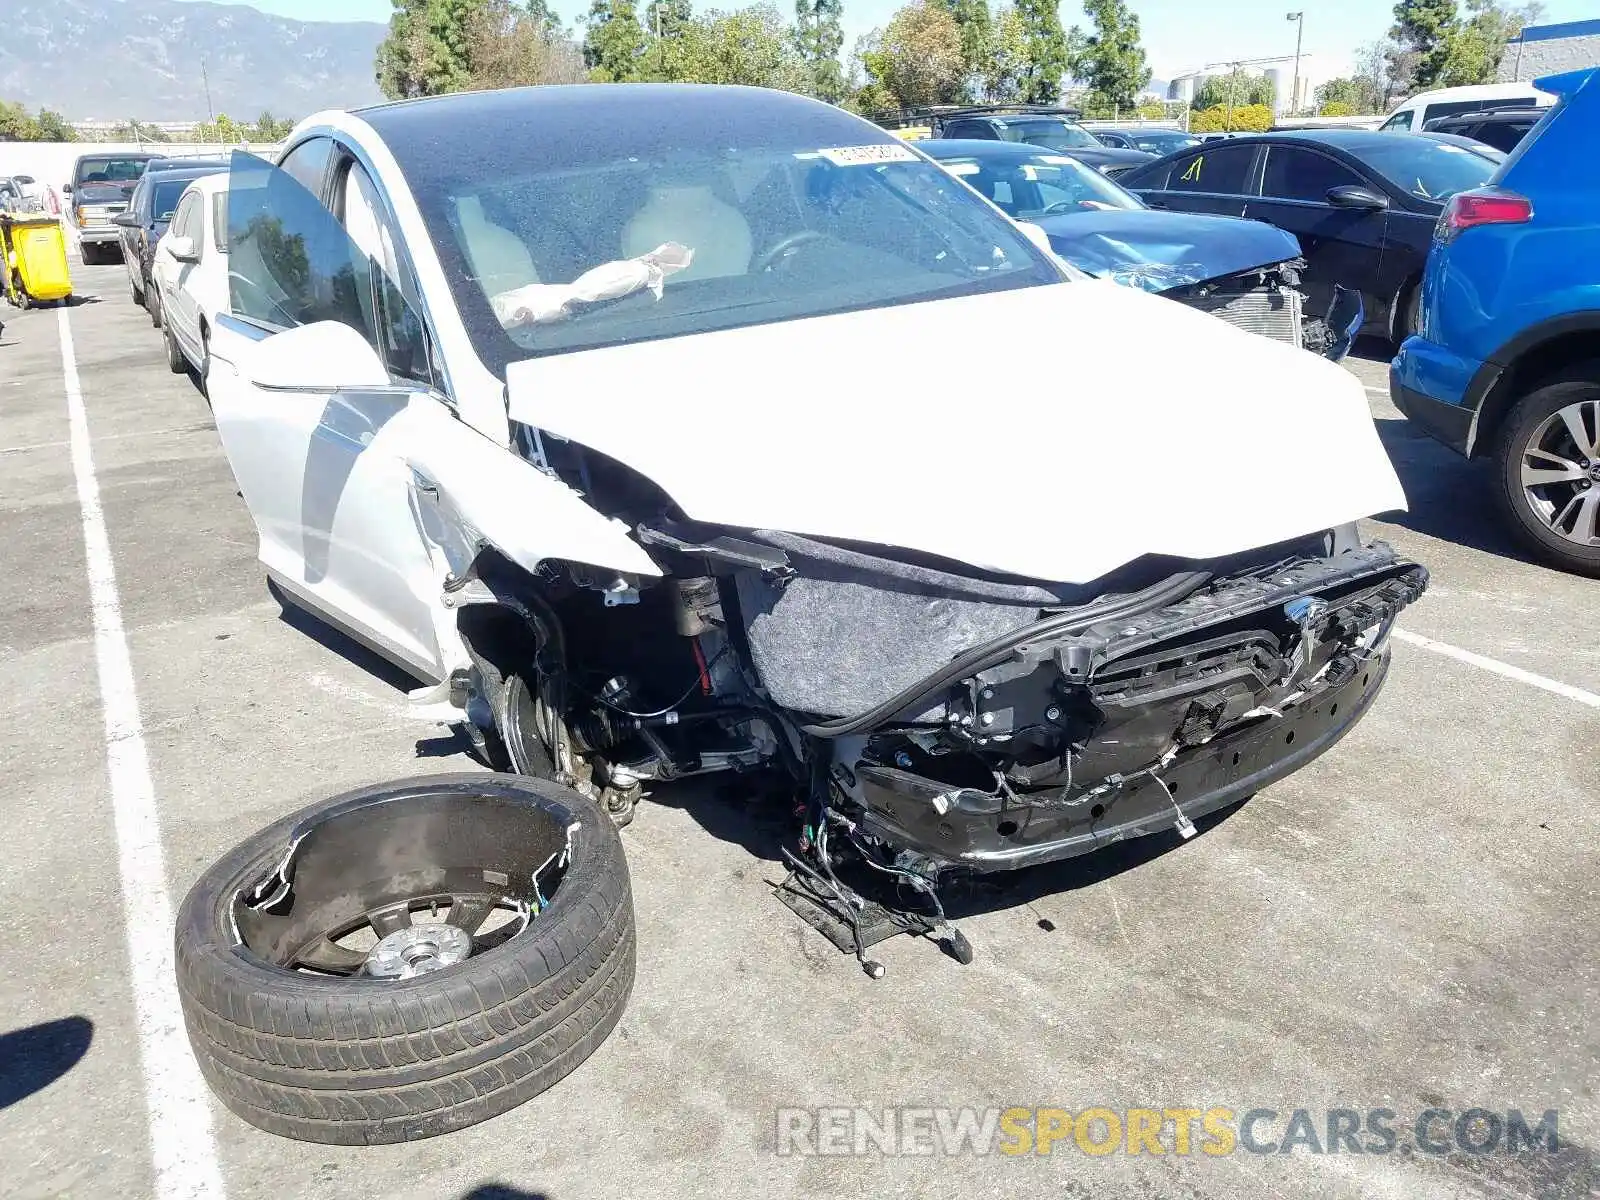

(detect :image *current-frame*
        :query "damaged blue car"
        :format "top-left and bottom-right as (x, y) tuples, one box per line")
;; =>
(921, 138), (1363, 360)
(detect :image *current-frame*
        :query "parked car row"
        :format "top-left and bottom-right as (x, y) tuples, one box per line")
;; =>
(919, 138), (1362, 358)
(107, 161), (232, 382)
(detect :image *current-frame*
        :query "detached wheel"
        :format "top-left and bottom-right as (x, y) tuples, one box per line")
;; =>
(174, 773), (636, 1144)
(1495, 363), (1600, 576)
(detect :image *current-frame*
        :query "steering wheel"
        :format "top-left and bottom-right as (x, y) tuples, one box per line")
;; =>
(1040, 201), (1078, 215)
(753, 229), (827, 273)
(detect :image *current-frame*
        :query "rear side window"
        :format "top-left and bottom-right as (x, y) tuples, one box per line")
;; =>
(1474, 121), (1534, 153)
(943, 120), (997, 140)
(1127, 161), (1172, 189)
(1167, 145), (1255, 194)
(1380, 110), (1414, 131)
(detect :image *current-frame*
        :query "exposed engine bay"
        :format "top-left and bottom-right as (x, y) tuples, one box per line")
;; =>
(451, 480), (1427, 973)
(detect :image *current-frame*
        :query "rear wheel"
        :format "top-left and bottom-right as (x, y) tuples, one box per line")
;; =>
(1495, 363), (1600, 576)
(174, 773), (636, 1144)
(164, 318), (187, 374)
(1394, 279), (1422, 345)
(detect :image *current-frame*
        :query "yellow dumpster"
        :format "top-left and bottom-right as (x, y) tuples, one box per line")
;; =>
(1, 213), (73, 308)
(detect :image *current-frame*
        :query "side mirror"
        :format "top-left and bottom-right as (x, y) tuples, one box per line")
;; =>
(1327, 184), (1389, 210)
(167, 235), (200, 262)
(243, 320), (390, 393)
(112, 211), (139, 228)
(62, 183), (72, 195)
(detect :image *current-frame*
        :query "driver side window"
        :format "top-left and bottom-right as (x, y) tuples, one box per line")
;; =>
(226, 150), (429, 390)
(337, 159), (435, 388)
(1380, 110), (1413, 131)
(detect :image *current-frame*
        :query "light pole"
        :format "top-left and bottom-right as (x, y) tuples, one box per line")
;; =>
(1286, 12), (1304, 117)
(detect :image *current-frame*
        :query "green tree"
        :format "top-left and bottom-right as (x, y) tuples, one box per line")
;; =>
(1015, 0), (1068, 104)
(940, 0), (991, 99)
(377, 0), (480, 97)
(1193, 69), (1274, 110)
(1189, 102), (1273, 133)
(1315, 75), (1380, 113)
(857, 1), (965, 109)
(795, 0), (847, 100)
(252, 111), (295, 140)
(1067, 0), (1149, 112)
(0, 101), (40, 141)
(1439, 0), (1542, 85)
(584, 0), (649, 80)
(196, 113), (246, 143)
(1356, 38), (1406, 107)
(467, 0), (587, 87)
(673, 5), (811, 89)
(525, 0), (564, 35)
(978, 6), (1029, 103)
(34, 109), (76, 141)
(1391, 0), (1459, 90)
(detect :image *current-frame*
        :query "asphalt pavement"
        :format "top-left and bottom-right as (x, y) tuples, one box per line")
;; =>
(1, 265), (1596, 1200)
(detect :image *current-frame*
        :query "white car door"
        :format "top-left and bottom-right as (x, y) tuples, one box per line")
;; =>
(166, 191), (205, 360)
(204, 142), (467, 681)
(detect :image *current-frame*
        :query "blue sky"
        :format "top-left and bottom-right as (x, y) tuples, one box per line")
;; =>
(207, 0), (1596, 80)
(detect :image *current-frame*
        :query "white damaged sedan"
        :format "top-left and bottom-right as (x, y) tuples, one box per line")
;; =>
(180, 84), (1426, 1142)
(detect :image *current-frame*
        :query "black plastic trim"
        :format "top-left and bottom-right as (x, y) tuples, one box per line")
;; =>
(1390, 366), (1476, 456)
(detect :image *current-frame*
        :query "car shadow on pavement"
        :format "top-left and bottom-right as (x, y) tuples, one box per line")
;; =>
(659, 772), (1250, 918)
(459, 1186), (552, 1200)
(267, 583), (421, 697)
(0, 1016), (93, 1110)
(1373, 416), (1541, 565)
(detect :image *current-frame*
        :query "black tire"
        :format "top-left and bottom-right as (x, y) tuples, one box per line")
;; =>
(165, 319), (187, 374)
(149, 285), (163, 328)
(1394, 279), (1421, 345)
(174, 773), (637, 1145)
(1494, 363), (1600, 576)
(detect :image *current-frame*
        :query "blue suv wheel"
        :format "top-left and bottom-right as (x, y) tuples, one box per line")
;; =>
(1494, 364), (1600, 575)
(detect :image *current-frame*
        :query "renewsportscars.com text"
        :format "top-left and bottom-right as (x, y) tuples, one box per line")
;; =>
(775, 1106), (1562, 1158)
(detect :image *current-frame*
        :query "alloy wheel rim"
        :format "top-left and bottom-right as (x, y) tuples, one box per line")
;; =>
(231, 788), (573, 979)
(1520, 399), (1600, 547)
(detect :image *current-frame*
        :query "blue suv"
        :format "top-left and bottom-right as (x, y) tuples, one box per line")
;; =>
(1390, 66), (1600, 575)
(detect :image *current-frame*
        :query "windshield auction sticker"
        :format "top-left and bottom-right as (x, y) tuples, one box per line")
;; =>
(816, 144), (919, 167)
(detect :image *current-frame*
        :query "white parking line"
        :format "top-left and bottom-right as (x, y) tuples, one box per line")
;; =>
(57, 307), (228, 1200)
(1395, 627), (1600, 709)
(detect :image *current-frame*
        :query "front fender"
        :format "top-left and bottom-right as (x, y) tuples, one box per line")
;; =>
(405, 426), (662, 584)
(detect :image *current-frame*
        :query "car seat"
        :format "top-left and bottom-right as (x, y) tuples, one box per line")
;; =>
(621, 182), (752, 281)
(452, 193), (542, 297)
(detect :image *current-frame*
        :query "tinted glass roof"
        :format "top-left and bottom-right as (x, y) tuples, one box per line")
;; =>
(357, 84), (890, 169)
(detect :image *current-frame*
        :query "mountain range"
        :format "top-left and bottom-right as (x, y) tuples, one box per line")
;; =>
(0, 0), (387, 121)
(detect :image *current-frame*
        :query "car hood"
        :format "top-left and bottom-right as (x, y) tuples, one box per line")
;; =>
(505, 280), (1406, 585)
(1032, 210), (1303, 293)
